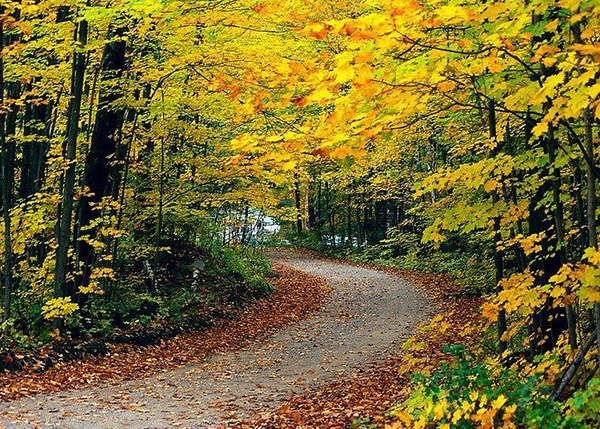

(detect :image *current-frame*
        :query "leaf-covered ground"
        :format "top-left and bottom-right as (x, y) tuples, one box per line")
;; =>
(0, 251), (471, 429)
(236, 252), (482, 429)
(0, 262), (330, 403)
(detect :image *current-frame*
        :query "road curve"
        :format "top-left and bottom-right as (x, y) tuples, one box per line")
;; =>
(0, 251), (431, 429)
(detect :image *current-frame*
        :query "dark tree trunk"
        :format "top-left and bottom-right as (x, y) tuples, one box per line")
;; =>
(346, 194), (352, 247)
(77, 31), (126, 291)
(489, 101), (508, 356)
(528, 180), (566, 353)
(294, 175), (302, 233)
(55, 20), (88, 300)
(241, 205), (249, 245)
(324, 182), (334, 246)
(317, 181), (323, 242)
(0, 20), (12, 323)
(547, 128), (577, 349)
(583, 108), (600, 362)
(1, 9), (21, 322)
(21, 97), (52, 198)
(308, 193), (316, 231)
(152, 135), (165, 296)
(356, 200), (363, 246)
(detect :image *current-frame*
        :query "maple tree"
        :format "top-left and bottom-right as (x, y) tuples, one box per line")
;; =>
(261, 0), (600, 427)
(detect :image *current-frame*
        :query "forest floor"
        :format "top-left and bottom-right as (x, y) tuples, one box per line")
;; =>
(0, 250), (445, 429)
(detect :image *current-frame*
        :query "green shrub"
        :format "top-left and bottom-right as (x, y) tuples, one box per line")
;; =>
(393, 345), (598, 429)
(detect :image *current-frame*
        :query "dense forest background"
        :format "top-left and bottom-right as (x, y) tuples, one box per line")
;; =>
(1, 0), (600, 427)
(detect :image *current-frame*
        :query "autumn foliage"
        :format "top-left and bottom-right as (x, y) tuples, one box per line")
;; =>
(1, 0), (600, 427)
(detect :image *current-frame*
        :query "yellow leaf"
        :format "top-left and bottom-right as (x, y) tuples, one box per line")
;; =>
(583, 247), (600, 264)
(484, 180), (499, 192)
(265, 135), (283, 143)
(334, 64), (355, 84)
(307, 86), (334, 103)
(532, 121), (549, 138)
(482, 302), (499, 322)
(282, 160), (297, 171)
(437, 81), (456, 92)
(503, 404), (517, 421)
(237, 101), (254, 116)
(542, 56), (557, 68)
(550, 286), (566, 299)
(545, 20), (558, 31)
(571, 43), (600, 56)
(491, 395), (507, 410)
(42, 297), (79, 320)
(330, 146), (353, 159)
(452, 408), (463, 423)
(560, 0), (581, 11)
(433, 399), (448, 419)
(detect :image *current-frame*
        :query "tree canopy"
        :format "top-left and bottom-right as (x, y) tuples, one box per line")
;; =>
(1, 0), (600, 427)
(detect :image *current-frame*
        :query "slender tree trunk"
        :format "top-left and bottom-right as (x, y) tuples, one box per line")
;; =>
(294, 174), (302, 233)
(324, 182), (334, 246)
(362, 196), (368, 245)
(489, 101), (508, 355)
(20, 101), (33, 199)
(548, 129), (578, 349)
(356, 201), (362, 247)
(55, 20), (88, 299)
(241, 205), (249, 245)
(583, 108), (600, 362)
(307, 182), (316, 231)
(0, 20), (12, 323)
(152, 135), (165, 296)
(112, 113), (138, 262)
(572, 162), (588, 252)
(329, 210), (335, 248)
(373, 200), (380, 243)
(20, 101), (51, 198)
(317, 181), (323, 242)
(0, 11), (21, 323)
(347, 194), (352, 247)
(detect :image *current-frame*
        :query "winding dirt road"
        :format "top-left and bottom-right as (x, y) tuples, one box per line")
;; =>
(0, 251), (431, 429)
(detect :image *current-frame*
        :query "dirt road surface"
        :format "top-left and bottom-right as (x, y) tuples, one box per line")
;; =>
(0, 251), (431, 429)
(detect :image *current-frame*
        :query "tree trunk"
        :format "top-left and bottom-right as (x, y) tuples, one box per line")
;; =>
(241, 205), (249, 245)
(583, 108), (600, 362)
(489, 101), (508, 356)
(346, 194), (352, 247)
(77, 30), (126, 291)
(55, 20), (88, 299)
(528, 165), (566, 354)
(0, 20), (12, 323)
(317, 181), (323, 242)
(547, 128), (578, 349)
(152, 135), (165, 296)
(294, 175), (302, 233)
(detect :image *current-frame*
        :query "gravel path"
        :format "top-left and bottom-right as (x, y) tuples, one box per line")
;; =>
(0, 251), (431, 429)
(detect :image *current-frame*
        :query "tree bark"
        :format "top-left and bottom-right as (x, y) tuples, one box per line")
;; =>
(346, 194), (352, 247)
(0, 20), (12, 323)
(489, 101), (508, 356)
(77, 30), (126, 291)
(294, 174), (302, 233)
(55, 20), (88, 299)
(583, 108), (600, 362)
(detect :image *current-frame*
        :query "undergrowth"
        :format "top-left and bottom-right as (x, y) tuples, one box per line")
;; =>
(1, 240), (272, 353)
